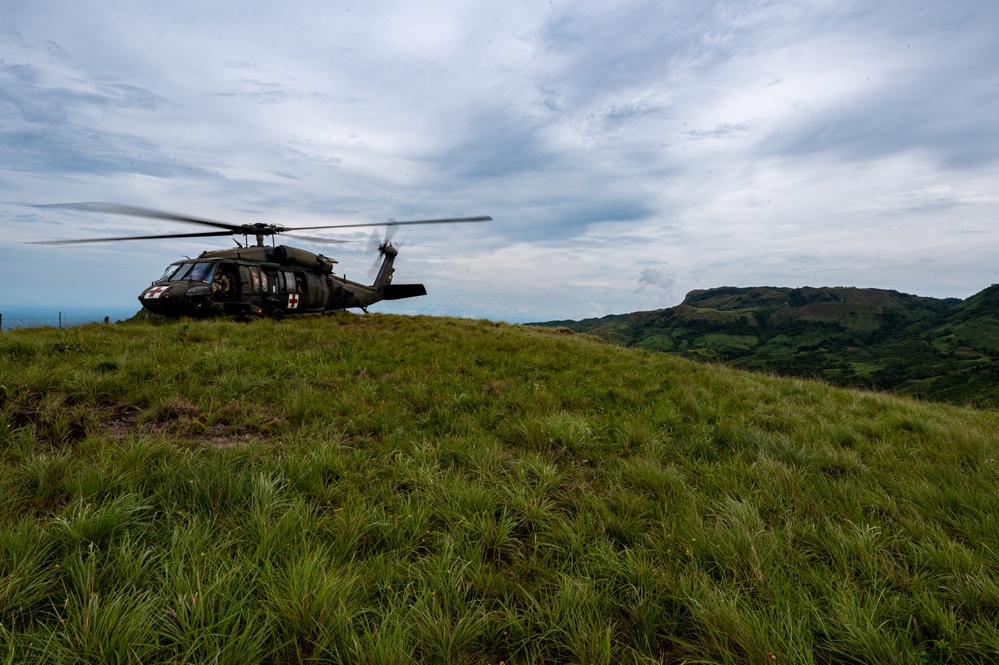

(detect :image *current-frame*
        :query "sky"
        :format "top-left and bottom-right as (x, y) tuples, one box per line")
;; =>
(2, 0), (998, 322)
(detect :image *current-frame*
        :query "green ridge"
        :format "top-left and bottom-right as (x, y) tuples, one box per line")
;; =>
(533, 285), (999, 408)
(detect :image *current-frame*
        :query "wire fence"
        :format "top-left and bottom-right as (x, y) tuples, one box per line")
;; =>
(0, 309), (139, 331)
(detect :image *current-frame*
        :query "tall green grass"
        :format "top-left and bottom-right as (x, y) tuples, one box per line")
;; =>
(1, 314), (998, 663)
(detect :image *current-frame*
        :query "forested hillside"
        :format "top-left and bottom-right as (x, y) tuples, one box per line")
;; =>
(533, 285), (999, 407)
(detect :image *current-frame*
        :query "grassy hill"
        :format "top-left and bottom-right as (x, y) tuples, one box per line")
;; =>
(2, 314), (999, 663)
(534, 285), (999, 408)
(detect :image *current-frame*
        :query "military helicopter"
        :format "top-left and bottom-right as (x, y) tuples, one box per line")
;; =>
(33, 202), (492, 319)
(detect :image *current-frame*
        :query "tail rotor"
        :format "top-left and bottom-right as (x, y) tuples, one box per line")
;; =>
(366, 222), (399, 279)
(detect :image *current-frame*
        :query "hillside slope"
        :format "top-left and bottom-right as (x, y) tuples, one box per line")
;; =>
(534, 285), (999, 407)
(1, 314), (998, 662)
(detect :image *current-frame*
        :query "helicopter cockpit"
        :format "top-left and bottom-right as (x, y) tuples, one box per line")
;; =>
(141, 259), (236, 317)
(156, 261), (217, 283)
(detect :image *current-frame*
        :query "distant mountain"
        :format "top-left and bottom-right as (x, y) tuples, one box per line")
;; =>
(530, 285), (999, 407)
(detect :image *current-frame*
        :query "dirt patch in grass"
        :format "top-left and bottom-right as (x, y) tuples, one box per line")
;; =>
(201, 432), (262, 448)
(96, 404), (264, 448)
(103, 405), (142, 438)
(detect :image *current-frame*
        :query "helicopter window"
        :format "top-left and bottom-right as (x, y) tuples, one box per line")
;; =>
(157, 262), (184, 283)
(186, 262), (216, 283)
(260, 270), (269, 293)
(238, 266), (252, 296)
(248, 266), (261, 293)
(170, 263), (193, 281)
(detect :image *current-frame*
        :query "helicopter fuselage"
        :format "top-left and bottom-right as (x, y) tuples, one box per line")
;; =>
(138, 243), (425, 318)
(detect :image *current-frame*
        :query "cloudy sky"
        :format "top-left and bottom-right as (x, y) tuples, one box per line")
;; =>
(2, 0), (998, 321)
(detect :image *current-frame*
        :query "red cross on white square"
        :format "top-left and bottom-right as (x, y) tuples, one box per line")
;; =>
(288, 294), (300, 309)
(145, 286), (168, 299)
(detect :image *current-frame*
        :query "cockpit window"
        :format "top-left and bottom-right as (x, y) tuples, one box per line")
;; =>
(160, 261), (217, 283)
(187, 262), (216, 283)
(156, 262), (183, 283)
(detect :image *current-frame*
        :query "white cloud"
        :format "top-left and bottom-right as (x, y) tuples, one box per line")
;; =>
(3, 0), (999, 318)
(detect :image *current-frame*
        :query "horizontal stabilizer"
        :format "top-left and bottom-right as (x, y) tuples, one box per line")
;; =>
(383, 283), (427, 300)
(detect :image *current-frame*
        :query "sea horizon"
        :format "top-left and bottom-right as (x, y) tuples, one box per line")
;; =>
(0, 304), (141, 330)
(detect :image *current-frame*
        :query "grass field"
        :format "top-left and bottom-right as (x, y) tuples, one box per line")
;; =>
(1, 314), (998, 663)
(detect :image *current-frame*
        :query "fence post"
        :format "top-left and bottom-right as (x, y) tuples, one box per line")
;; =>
(59, 312), (62, 329)
(0, 312), (3, 331)
(104, 316), (110, 325)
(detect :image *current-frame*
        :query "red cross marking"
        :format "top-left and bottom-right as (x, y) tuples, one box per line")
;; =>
(145, 286), (168, 299)
(288, 294), (300, 309)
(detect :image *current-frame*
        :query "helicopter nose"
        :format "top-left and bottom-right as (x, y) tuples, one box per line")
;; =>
(142, 284), (173, 300)
(139, 283), (185, 314)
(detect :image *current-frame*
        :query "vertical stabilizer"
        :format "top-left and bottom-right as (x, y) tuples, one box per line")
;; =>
(374, 244), (398, 292)
(372, 243), (426, 300)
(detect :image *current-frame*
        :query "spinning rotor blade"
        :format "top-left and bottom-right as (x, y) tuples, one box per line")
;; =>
(283, 233), (352, 245)
(366, 228), (383, 254)
(285, 215), (493, 232)
(368, 255), (382, 280)
(29, 230), (239, 245)
(365, 223), (403, 278)
(36, 202), (243, 232)
(32, 203), (491, 246)
(365, 221), (400, 255)
(384, 221), (399, 244)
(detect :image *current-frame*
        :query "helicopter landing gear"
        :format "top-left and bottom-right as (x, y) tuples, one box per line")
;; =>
(360, 305), (369, 313)
(270, 308), (285, 322)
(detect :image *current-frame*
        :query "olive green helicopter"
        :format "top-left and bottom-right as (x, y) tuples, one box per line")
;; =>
(33, 203), (492, 319)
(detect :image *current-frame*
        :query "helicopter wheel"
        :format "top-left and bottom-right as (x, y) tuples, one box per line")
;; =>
(269, 308), (285, 322)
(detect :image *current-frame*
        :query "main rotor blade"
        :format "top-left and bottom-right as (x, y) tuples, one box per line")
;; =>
(35, 202), (244, 232)
(29, 230), (238, 245)
(284, 215), (493, 232)
(34, 203), (492, 243)
(283, 233), (352, 244)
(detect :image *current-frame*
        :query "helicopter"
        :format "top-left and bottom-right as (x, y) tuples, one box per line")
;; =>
(32, 202), (492, 319)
